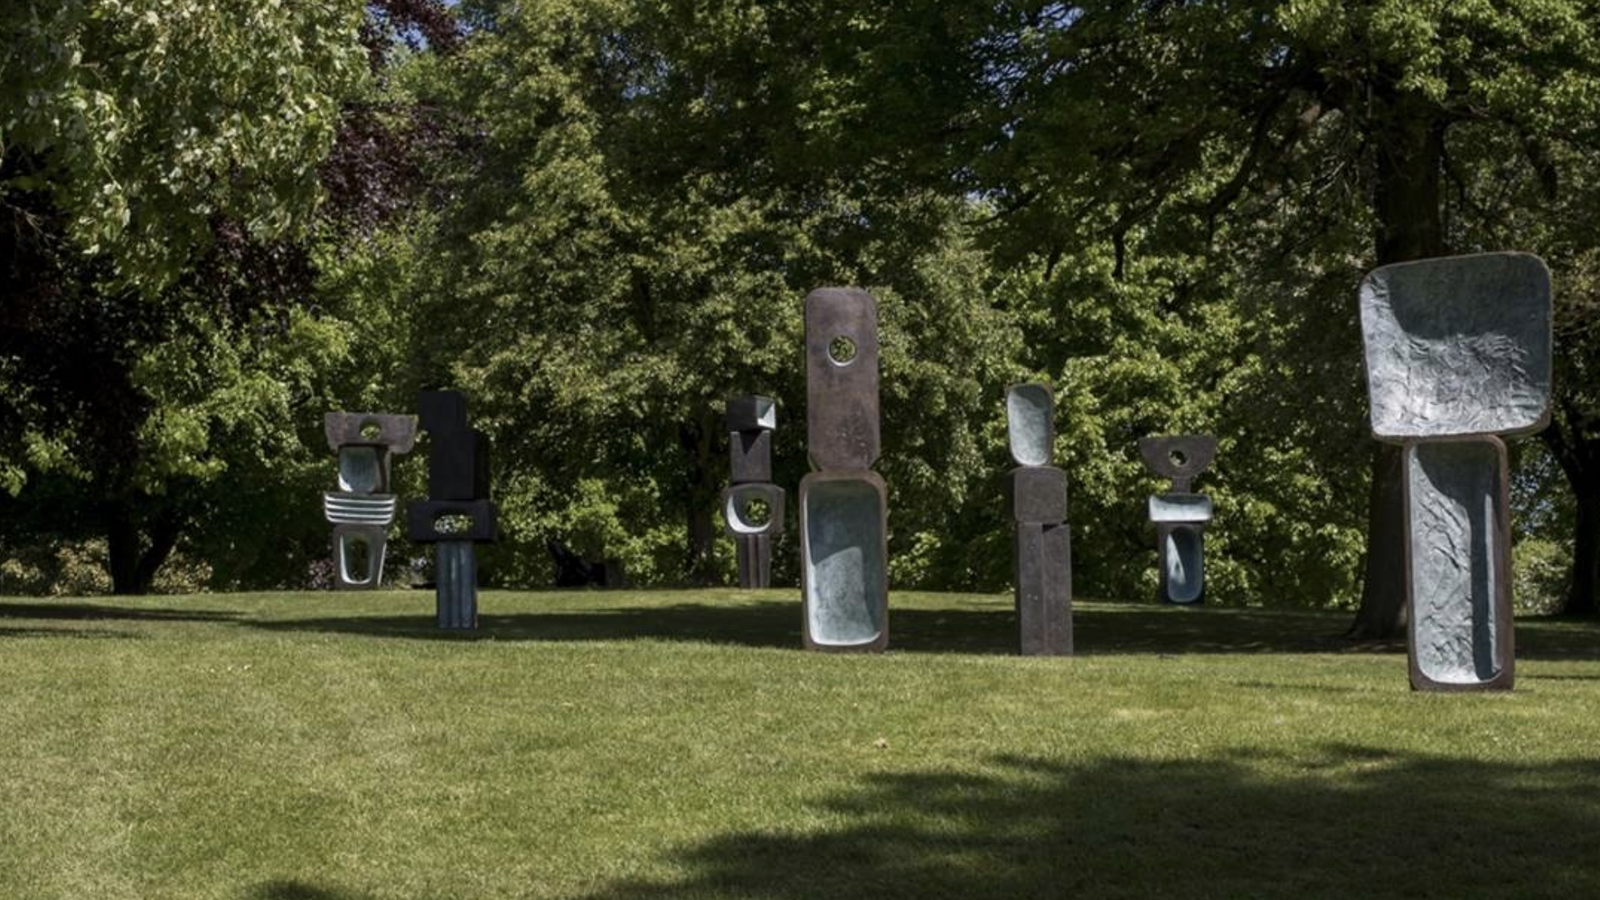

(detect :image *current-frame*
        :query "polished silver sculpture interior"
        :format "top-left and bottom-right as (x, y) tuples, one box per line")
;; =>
(323, 413), (416, 589)
(800, 287), (888, 651)
(1358, 252), (1551, 691)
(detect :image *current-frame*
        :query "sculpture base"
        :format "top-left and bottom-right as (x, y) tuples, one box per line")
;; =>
(1015, 522), (1072, 655)
(799, 471), (888, 652)
(735, 534), (773, 589)
(436, 541), (478, 630)
(1404, 437), (1514, 691)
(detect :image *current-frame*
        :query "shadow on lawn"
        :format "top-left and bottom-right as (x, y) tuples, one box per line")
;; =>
(0, 602), (240, 623)
(548, 747), (1600, 900)
(243, 600), (1600, 659)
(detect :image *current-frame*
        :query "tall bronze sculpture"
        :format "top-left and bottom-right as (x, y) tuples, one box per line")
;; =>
(800, 287), (888, 652)
(323, 413), (416, 589)
(723, 395), (785, 589)
(1006, 384), (1072, 655)
(1139, 435), (1216, 605)
(406, 390), (497, 630)
(1358, 252), (1551, 691)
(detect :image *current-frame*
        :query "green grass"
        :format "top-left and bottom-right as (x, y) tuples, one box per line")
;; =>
(3, 589), (1600, 900)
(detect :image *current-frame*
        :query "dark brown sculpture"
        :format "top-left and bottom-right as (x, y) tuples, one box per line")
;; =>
(1138, 435), (1216, 605)
(723, 395), (785, 588)
(1005, 383), (1071, 655)
(1358, 252), (1550, 691)
(799, 288), (888, 652)
(323, 412), (416, 589)
(406, 390), (497, 629)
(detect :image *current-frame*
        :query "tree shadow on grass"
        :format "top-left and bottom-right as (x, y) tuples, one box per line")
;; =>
(0, 601), (240, 624)
(561, 747), (1600, 900)
(243, 600), (1600, 660)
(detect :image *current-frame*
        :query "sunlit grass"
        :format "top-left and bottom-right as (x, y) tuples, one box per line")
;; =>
(2, 589), (1598, 900)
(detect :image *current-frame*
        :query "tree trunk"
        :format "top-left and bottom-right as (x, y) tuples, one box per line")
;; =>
(680, 416), (719, 586)
(1541, 416), (1600, 616)
(1348, 106), (1447, 640)
(105, 501), (184, 595)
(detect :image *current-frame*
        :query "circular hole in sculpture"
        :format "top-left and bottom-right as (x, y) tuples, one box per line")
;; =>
(828, 336), (857, 365)
(1169, 450), (1188, 468)
(740, 497), (772, 527)
(434, 513), (474, 535)
(359, 420), (383, 440)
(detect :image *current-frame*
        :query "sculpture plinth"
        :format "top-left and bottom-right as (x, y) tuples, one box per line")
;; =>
(1005, 383), (1071, 655)
(405, 391), (497, 630)
(722, 395), (785, 588)
(1359, 252), (1550, 691)
(1139, 435), (1216, 605)
(800, 288), (888, 652)
(323, 413), (416, 589)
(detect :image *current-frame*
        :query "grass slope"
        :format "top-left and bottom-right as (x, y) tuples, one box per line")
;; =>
(2, 589), (1599, 900)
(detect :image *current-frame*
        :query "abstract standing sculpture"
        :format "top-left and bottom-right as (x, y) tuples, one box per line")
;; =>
(323, 413), (416, 589)
(1359, 252), (1551, 692)
(1006, 384), (1072, 655)
(406, 390), (497, 630)
(1138, 435), (1216, 605)
(800, 287), (888, 652)
(723, 395), (785, 588)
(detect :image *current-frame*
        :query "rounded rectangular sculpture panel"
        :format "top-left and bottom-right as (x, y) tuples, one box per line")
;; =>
(1360, 252), (1552, 440)
(800, 472), (888, 651)
(1160, 524), (1205, 604)
(804, 288), (881, 471)
(1404, 438), (1514, 690)
(1007, 466), (1068, 524)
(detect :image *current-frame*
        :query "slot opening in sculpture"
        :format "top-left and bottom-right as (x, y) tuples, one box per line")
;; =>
(1164, 526), (1204, 604)
(1407, 440), (1505, 685)
(359, 420), (383, 440)
(338, 531), (378, 585)
(434, 513), (475, 535)
(803, 477), (886, 647)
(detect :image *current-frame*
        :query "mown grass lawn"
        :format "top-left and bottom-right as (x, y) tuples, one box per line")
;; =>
(2, 588), (1599, 900)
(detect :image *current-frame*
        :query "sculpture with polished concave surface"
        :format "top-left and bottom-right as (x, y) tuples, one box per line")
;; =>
(800, 287), (888, 652)
(1359, 252), (1550, 692)
(1138, 435), (1216, 605)
(1005, 383), (1072, 655)
(323, 413), (416, 589)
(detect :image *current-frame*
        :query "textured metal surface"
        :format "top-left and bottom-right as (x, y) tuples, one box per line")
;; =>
(804, 288), (881, 471)
(1015, 522), (1072, 655)
(1157, 524), (1205, 605)
(1148, 493), (1213, 523)
(323, 412), (417, 453)
(1360, 252), (1552, 440)
(800, 472), (888, 651)
(1138, 435), (1216, 493)
(1006, 383), (1055, 467)
(1404, 438), (1514, 691)
(435, 541), (478, 630)
(1007, 466), (1068, 524)
(332, 523), (387, 590)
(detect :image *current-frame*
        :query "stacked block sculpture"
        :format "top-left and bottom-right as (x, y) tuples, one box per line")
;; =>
(1358, 252), (1551, 691)
(406, 390), (498, 630)
(723, 395), (785, 588)
(1139, 435), (1216, 605)
(1005, 384), (1072, 655)
(800, 287), (888, 652)
(323, 413), (416, 589)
